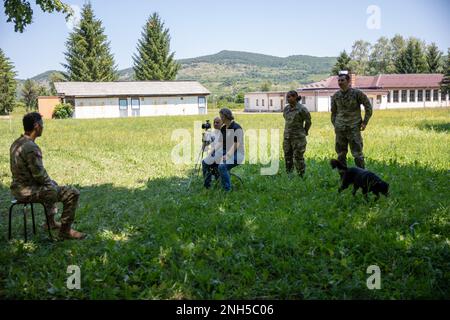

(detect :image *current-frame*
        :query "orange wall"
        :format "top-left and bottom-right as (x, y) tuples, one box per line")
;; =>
(38, 96), (61, 119)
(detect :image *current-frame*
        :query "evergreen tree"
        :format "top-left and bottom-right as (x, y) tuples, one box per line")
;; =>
(331, 50), (352, 75)
(426, 43), (443, 73)
(133, 13), (180, 80)
(0, 48), (17, 114)
(21, 79), (39, 111)
(62, 2), (117, 81)
(395, 38), (427, 74)
(440, 48), (450, 95)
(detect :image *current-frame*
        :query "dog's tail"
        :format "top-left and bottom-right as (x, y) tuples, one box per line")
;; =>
(330, 159), (347, 171)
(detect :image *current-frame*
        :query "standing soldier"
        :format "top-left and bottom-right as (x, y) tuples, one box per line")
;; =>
(10, 112), (86, 240)
(331, 73), (372, 169)
(283, 90), (312, 177)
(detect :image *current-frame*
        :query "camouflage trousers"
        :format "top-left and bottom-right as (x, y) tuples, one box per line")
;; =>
(335, 126), (365, 168)
(283, 137), (307, 175)
(12, 183), (80, 226)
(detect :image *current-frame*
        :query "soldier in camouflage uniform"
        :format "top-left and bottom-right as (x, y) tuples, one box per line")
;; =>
(331, 74), (372, 169)
(283, 90), (312, 177)
(9, 112), (86, 240)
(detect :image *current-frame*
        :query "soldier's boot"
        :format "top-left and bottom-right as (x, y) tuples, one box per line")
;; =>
(297, 161), (306, 178)
(43, 204), (61, 230)
(337, 154), (347, 168)
(355, 157), (365, 169)
(58, 224), (86, 240)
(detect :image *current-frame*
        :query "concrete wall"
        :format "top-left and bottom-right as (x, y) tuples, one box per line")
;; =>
(73, 95), (207, 119)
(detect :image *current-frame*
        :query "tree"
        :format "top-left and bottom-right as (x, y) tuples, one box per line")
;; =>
(260, 81), (271, 92)
(390, 34), (406, 66)
(49, 71), (66, 95)
(426, 43), (443, 73)
(369, 37), (395, 75)
(3, 0), (72, 32)
(0, 48), (17, 114)
(62, 2), (118, 81)
(349, 40), (371, 75)
(440, 48), (450, 95)
(21, 79), (40, 111)
(331, 50), (352, 75)
(234, 92), (244, 104)
(133, 13), (180, 80)
(395, 38), (427, 74)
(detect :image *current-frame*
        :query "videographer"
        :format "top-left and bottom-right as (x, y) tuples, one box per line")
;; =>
(217, 108), (244, 192)
(201, 117), (223, 188)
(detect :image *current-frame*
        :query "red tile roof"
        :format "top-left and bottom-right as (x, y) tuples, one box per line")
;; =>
(300, 74), (444, 90)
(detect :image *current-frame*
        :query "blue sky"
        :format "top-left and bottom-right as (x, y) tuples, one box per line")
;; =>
(0, 0), (449, 79)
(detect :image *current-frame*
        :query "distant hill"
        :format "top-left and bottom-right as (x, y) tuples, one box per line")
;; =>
(17, 50), (337, 97)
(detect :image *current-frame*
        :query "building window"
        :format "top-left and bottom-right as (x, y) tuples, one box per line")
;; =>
(401, 90), (407, 102)
(262, 99), (265, 106)
(418, 90), (423, 102)
(433, 89), (438, 101)
(269, 99), (273, 107)
(119, 98), (127, 110)
(441, 91), (447, 101)
(409, 90), (415, 102)
(376, 95), (381, 104)
(131, 98), (140, 116)
(302, 96), (306, 104)
(244, 98), (249, 105)
(387, 91), (391, 103)
(256, 99), (259, 106)
(425, 90), (431, 101)
(393, 90), (399, 103)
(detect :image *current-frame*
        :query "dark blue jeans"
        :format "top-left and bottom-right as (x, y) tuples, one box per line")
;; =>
(202, 154), (239, 191)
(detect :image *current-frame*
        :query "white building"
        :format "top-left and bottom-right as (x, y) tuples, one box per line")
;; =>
(244, 91), (287, 112)
(298, 73), (449, 112)
(54, 81), (210, 119)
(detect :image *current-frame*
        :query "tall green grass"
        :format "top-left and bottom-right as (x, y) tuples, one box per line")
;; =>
(0, 108), (448, 299)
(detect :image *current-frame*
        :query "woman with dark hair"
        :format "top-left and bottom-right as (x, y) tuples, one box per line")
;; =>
(283, 90), (312, 177)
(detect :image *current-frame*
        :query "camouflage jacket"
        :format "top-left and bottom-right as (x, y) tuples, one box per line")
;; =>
(10, 135), (52, 195)
(283, 102), (312, 139)
(331, 88), (372, 129)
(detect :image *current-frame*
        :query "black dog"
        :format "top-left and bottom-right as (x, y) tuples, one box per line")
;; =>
(330, 159), (389, 200)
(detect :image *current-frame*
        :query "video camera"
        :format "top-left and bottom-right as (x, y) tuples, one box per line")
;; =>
(202, 120), (211, 130)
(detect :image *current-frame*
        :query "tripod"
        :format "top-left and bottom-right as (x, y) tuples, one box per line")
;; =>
(187, 131), (211, 189)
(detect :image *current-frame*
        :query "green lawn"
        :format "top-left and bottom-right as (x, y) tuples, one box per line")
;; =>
(0, 108), (449, 299)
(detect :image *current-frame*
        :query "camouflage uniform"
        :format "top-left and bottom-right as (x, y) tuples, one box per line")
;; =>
(331, 88), (372, 169)
(10, 135), (79, 226)
(283, 102), (312, 176)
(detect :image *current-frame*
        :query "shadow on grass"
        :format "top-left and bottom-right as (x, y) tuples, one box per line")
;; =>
(0, 158), (448, 299)
(417, 121), (450, 133)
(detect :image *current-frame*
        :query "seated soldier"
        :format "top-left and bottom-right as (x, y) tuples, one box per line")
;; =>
(10, 112), (86, 240)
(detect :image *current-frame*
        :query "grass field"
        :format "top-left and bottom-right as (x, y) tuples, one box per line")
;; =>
(0, 108), (449, 299)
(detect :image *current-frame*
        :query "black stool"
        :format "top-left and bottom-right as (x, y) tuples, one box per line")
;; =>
(8, 199), (53, 242)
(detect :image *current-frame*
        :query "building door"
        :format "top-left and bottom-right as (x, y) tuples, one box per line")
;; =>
(131, 98), (140, 117)
(198, 96), (206, 114)
(119, 98), (128, 117)
(280, 99), (284, 111)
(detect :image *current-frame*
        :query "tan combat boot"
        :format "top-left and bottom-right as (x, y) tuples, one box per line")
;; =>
(58, 224), (86, 240)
